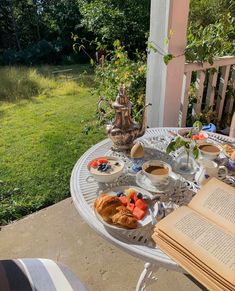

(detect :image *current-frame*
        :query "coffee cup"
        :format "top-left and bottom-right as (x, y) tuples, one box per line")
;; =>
(142, 160), (171, 186)
(198, 143), (222, 160)
(195, 159), (228, 186)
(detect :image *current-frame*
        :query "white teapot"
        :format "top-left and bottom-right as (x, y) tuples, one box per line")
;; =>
(195, 159), (228, 187)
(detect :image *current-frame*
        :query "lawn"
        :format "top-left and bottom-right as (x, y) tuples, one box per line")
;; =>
(0, 65), (106, 225)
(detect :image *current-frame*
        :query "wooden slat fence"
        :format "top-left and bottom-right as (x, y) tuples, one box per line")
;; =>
(180, 56), (235, 128)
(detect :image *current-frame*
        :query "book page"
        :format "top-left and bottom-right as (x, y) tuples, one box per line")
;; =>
(188, 178), (235, 234)
(156, 238), (233, 291)
(154, 206), (235, 285)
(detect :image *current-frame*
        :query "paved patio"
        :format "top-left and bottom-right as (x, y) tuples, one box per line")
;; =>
(0, 198), (203, 291)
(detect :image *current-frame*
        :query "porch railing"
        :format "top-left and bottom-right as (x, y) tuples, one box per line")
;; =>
(179, 56), (235, 127)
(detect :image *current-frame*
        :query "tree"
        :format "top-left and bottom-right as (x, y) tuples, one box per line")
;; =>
(78, 0), (150, 51)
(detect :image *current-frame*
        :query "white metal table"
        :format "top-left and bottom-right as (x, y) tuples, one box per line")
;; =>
(70, 128), (235, 290)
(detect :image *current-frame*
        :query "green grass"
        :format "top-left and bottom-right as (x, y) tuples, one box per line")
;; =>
(0, 65), (106, 225)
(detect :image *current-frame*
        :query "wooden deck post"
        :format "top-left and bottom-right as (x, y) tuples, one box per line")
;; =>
(146, 0), (190, 127)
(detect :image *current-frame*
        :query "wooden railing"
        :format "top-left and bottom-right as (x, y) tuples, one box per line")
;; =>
(179, 56), (235, 127)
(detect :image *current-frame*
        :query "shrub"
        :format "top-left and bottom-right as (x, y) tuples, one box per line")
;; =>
(94, 41), (147, 123)
(186, 13), (235, 64)
(2, 40), (63, 66)
(78, 0), (150, 51)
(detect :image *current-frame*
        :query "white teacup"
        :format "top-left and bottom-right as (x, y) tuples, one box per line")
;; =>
(195, 159), (228, 186)
(142, 160), (172, 186)
(198, 143), (222, 160)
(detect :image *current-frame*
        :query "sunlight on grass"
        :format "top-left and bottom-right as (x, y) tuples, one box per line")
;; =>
(0, 65), (105, 224)
(51, 81), (80, 96)
(0, 67), (55, 101)
(0, 66), (88, 102)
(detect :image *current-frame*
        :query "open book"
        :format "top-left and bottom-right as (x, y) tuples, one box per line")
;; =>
(152, 178), (235, 291)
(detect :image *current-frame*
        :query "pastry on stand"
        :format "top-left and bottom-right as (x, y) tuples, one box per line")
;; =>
(130, 143), (144, 173)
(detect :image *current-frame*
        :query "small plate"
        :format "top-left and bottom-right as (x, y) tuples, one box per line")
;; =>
(94, 185), (158, 231)
(136, 171), (179, 193)
(222, 144), (235, 159)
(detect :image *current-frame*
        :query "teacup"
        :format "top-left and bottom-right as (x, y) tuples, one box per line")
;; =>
(199, 143), (222, 160)
(142, 160), (172, 186)
(195, 159), (228, 186)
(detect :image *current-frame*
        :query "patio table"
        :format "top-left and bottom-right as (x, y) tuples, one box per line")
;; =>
(70, 127), (235, 291)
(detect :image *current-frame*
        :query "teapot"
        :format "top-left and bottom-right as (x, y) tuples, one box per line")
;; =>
(195, 159), (228, 187)
(98, 85), (151, 151)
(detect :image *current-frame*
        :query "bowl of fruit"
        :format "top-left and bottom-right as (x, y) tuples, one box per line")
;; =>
(87, 156), (125, 183)
(192, 131), (208, 144)
(177, 128), (208, 143)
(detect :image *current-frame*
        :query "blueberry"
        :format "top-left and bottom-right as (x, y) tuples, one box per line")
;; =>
(137, 192), (143, 199)
(106, 164), (111, 169)
(116, 191), (123, 197)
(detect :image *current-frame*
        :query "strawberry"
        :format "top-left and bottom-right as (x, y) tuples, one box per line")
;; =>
(97, 159), (108, 165)
(198, 133), (205, 140)
(192, 135), (199, 140)
(89, 160), (98, 168)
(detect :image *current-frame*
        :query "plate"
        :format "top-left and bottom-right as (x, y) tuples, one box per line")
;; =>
(136, 170), (179, 193)
(222, 144), (235, 159)
(94, 185), (158, 231)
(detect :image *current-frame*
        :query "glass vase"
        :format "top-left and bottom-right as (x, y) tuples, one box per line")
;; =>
(173, 150), (198, 175)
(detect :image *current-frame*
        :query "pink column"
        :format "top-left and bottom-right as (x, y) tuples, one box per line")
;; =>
(146, 0), (190, 127)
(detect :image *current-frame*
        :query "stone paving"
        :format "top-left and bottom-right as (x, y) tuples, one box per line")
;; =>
(0, 198), (203, 291)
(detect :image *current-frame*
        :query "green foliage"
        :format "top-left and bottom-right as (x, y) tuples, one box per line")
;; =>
(193, 121), (202, 132)
(94, 41), (147, 123)
(166, 121), (202, 159)
(0, 0), (84, 65)
(186, 9), (235, 63)
(189, 0), (233, 27)
(78, 0), (150, 51)
(0, 65), (105, 225)
(2, 40), (63, 65)
(163, 54), (174, 65)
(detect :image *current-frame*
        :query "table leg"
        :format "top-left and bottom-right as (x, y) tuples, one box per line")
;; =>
(136, 262), (159, 291)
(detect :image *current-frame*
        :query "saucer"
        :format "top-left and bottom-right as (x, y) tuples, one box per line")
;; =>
(136, 170), (179, 193)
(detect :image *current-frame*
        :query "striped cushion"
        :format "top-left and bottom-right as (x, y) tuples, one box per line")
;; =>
(0, 259), (87, 291)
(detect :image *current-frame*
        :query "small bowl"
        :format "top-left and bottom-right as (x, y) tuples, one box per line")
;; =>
(192, 131), (209, 144)
(142, 160), (172, 186)
(87, 156), (124, 183)
(177, 128), (208, 144)
(198, 143), (222, 160)
(177, 128), (198, 142)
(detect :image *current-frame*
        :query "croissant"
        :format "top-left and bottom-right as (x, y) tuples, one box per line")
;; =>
(112, 206), (138, 229)
(94, 194), (122, 223)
